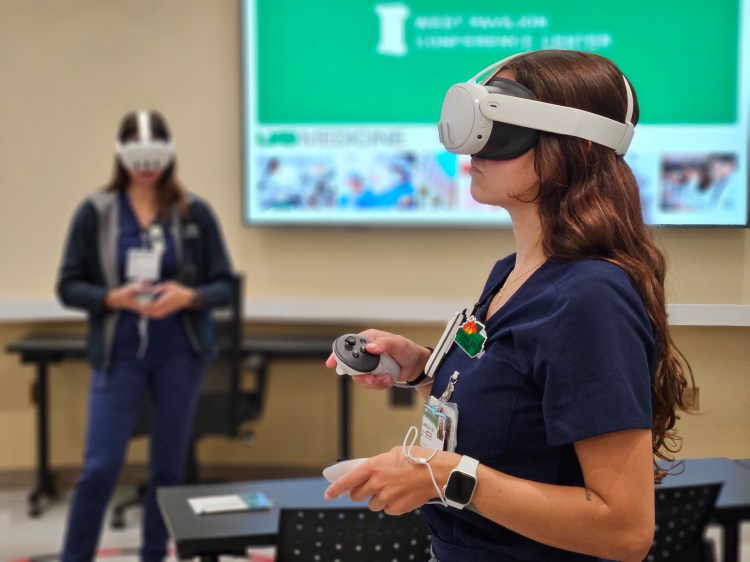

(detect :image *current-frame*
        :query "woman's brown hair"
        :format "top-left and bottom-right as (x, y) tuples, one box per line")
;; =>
(104, 110), (189, 222)
(505, 50), (694, 480)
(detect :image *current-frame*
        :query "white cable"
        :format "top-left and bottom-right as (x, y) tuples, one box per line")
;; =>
(401, 426), (447, 507)
(137, 315), (148, 359)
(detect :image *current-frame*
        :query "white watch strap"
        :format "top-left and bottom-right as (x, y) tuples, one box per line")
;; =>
(455, 454), (479, 477)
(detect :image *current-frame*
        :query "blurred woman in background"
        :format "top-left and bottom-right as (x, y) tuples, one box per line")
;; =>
(57, 109), (233, 562)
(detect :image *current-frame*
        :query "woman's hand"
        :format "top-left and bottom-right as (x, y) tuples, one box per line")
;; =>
(104, 282), (146, 313)
(324, 329), (432, 389)
(324, 446), (460, 515)
(141, 281), (196, 319)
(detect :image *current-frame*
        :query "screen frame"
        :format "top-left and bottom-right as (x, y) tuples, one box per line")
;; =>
(239, 0), (750, 230)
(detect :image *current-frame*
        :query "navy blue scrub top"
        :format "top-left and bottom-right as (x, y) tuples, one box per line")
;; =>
(112, 193), (191, 361)
(422, 255), (655, 562)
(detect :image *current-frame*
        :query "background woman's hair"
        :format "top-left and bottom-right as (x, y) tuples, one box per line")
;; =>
(104, 110), (189, 221)
(506, 50), (695, 480)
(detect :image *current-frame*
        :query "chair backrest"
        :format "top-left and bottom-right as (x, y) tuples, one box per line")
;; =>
(276, 507), (432, 562)
(647, 482), (722, 562)
(193, 273), (267, 438)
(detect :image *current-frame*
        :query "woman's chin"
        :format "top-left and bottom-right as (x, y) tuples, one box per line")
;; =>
(469, 183), (487, 205)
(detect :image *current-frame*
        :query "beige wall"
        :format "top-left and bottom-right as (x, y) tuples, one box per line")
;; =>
(0, 1), (748, 476)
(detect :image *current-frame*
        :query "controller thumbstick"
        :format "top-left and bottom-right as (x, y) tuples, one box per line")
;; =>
(344, 336), (357, 348)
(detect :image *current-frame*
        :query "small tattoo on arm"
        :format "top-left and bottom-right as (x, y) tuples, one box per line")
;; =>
(584, 488), (592, 502)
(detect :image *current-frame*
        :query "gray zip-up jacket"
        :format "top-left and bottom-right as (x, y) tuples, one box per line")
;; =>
(57, 191), (234, 370)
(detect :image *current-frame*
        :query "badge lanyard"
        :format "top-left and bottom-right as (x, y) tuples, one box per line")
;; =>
(419, 284), (500, 451)
(130, 223), (166, 359)
(426, 300), (489, 379)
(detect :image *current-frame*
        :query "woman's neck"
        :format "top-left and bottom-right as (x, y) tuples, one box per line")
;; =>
(126, 182), (157, 206)
(509, 205), (546, 269)
(126, 183), (158, 227)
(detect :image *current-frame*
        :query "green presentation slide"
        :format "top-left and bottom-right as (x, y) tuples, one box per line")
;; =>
(256, 0), (740, 125)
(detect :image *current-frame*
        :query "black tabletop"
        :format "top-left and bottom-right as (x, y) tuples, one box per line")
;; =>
(158, 459), (750, 559)
(157, 477), (363, 557)
(5, 334), (333, 361)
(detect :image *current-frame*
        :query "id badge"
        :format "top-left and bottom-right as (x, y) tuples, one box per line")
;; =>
(420, 402), (448, 450)
(126, 248), (160, 282)
(420, 396), (459, 452)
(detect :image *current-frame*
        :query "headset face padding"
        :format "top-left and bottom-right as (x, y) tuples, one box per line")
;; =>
(116, 143), (174, 173)
(476, 78), (539, 160)
(114, 110), (174, 174)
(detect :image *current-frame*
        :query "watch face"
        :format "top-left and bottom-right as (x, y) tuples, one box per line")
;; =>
(445, 471), (476, 505)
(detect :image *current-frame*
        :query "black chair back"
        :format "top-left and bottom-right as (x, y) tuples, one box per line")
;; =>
(192, 273), (257, 438)
(187, 273), (270, 481)
(647, 482), (722, 562)
(276, 507), (432, 562)
(128, 274), (253, 442)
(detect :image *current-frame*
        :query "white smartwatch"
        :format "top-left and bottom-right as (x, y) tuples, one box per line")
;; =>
(443, 455), (479, 509)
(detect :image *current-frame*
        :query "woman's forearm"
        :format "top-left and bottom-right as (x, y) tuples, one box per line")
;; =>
(427, 430), (655, 562)
(468, 466), (653, 561)
(58, 279), (109, 313)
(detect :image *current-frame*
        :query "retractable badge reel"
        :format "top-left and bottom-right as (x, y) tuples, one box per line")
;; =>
(421, 371), (460, 452)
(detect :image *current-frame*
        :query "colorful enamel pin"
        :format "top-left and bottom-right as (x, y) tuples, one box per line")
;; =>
(454, 317), (487, 358)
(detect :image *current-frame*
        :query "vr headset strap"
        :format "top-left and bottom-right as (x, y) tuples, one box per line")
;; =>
(479, 94), (632, 155)
(137, 110), (151, 142)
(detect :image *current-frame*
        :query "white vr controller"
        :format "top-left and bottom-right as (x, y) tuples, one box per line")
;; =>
(331, 334), (401, 382)
(322, 458), (368, 483)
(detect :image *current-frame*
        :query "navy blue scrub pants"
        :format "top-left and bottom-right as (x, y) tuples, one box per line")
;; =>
(61, 351), (205, 562)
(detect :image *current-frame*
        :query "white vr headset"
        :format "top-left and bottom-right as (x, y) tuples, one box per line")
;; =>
(115, 110), (175, 173)
(438, 52), (635, 160)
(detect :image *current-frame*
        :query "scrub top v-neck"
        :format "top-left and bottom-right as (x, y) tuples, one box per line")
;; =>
(421, 254), (656, 562)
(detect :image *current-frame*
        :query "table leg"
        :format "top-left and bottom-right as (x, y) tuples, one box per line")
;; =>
(28, 361), (57, 517)
(723, 521), (739, 562)
(340, 375), (350, 460)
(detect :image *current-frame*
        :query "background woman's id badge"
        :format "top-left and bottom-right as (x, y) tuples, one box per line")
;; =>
(420, 396), (459, 452)
(126, 248), (160, 282)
